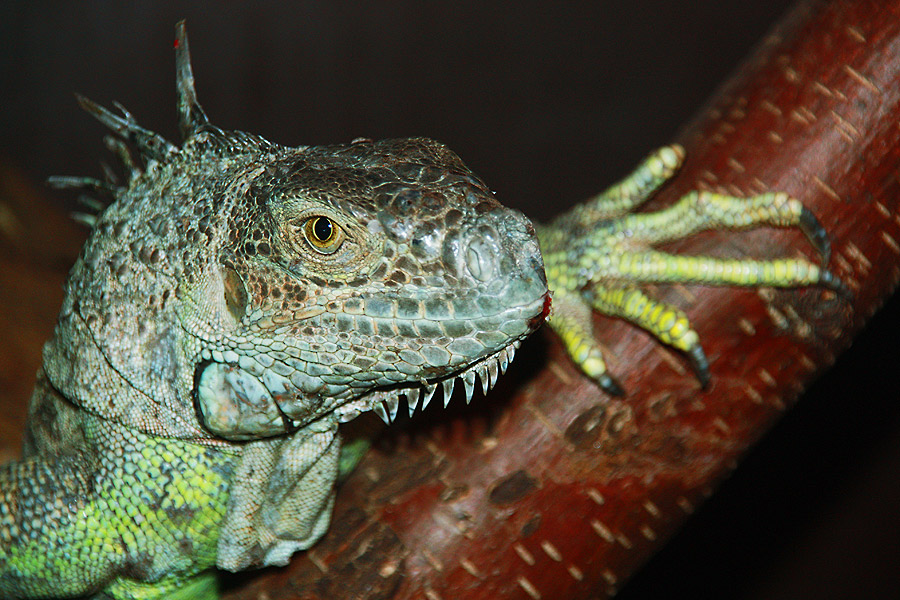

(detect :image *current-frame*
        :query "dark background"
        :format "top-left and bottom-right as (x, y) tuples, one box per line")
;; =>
(2, 2), (898, 598)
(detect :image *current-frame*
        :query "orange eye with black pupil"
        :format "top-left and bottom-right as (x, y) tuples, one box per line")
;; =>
(302, 216), (343, 253)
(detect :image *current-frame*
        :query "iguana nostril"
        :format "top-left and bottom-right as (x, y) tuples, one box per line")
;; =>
(465, 236), (498, 281)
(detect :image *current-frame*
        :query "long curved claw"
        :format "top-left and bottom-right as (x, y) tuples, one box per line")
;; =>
(819, 268), (853, 299)
(597, 373), (625, 396)
(685, 344), (710, 389)
(798, 206), (831, 261)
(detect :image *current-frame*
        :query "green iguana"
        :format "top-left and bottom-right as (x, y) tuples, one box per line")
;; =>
(0, 22), (844, 600)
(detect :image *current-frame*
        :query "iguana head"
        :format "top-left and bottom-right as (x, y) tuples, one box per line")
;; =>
(44, 23), (548, 442)
(191, 134), (548, 439)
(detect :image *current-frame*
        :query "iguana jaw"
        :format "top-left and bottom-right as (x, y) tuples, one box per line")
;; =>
(194, 288), (547, 440)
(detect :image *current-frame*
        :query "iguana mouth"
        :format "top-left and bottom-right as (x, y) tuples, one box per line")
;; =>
(338, 337), (524, 425)
(195, 338), (527, 440)
(194, 287), (548, 441)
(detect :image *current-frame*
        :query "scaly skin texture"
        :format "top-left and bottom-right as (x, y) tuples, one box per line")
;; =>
(0, 22), (842, 600)
(0, 24), (547, 599)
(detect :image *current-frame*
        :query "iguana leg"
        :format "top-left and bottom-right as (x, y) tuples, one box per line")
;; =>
(538, 146), (845, 393)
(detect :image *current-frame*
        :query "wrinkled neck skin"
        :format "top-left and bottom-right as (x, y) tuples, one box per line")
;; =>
(43, 131), (549, 447)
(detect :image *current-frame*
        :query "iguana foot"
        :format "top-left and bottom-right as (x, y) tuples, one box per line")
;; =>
(538, 145), (846, 393)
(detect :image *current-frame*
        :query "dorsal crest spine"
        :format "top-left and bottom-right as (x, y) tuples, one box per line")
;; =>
(174, 20), (213, 140)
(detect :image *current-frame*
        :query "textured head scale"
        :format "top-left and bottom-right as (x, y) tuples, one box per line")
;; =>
(44, 22), (548, 443)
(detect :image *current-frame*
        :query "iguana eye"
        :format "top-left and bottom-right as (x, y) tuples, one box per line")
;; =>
(302, 216), (344, 254)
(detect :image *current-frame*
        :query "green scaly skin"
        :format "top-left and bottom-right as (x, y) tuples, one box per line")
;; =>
(0, 23), (845, 600)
